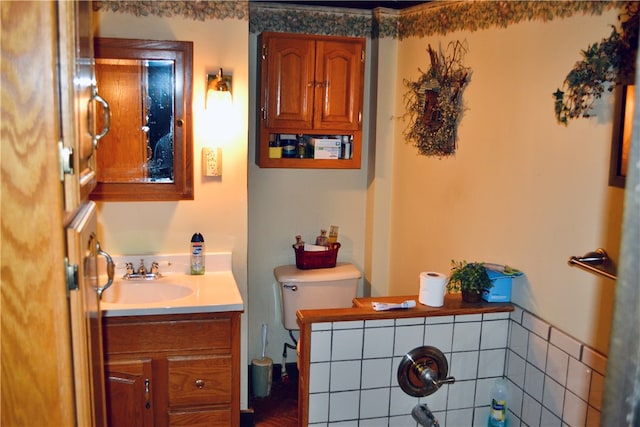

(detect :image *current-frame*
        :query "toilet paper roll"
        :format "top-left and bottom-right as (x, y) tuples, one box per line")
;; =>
(419, 272), (447, 307)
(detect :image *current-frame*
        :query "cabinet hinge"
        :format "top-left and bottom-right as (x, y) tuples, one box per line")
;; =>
(261, 107), (267, 121)
(58, 140), (74, 182)
(361, 49), (365, 63)
(261, 44), (268, 60)
(65, 257), (79, 292)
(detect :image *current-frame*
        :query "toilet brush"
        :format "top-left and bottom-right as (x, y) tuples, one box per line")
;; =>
(251, 324), (273, 398)
(281, 356), (288, 383)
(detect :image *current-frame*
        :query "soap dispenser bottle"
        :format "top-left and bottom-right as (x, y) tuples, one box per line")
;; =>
(190, 233), (205, 275)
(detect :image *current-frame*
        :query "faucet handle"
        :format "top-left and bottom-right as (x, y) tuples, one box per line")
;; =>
(151, 261), (159, 275)
(125, 262), (134, 274)
(434, 376), (456, 387)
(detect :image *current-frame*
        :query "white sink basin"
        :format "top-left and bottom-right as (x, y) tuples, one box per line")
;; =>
(99, 253), (244, 317)
(101, 280), (193, 304)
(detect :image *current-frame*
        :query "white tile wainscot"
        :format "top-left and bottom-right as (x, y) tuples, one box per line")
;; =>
(296, 295), (607, 427)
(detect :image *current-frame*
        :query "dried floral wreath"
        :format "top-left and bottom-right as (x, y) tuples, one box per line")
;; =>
(403, 41), (471, 157)
(553, 2), (638, 125)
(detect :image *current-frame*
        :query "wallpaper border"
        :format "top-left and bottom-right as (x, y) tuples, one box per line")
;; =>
(93, 1), (249, 21)
(94, 1), (623, 38)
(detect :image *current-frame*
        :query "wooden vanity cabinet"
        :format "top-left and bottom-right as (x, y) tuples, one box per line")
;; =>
(105, 358), (154, 427)
(102, 312), (240, 427)
(256, 31), (365, 168)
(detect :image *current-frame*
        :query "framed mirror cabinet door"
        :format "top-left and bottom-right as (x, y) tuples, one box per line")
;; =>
(91, 37), (194, 201)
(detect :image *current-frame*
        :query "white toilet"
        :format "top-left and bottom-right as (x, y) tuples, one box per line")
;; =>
(274, 262), (361, 331)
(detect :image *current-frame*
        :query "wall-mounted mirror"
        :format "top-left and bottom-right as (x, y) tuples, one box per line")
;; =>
(90, 38), (193, 201)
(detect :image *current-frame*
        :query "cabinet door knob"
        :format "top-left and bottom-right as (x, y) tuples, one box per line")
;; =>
(195, 379), (205, 389)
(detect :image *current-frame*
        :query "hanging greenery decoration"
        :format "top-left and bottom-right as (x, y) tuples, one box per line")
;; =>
(553, 2), (638, 125)
(403, 41), (471, 157)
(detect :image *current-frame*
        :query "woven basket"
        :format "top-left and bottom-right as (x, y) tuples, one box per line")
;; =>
(293, 242), (340, 269)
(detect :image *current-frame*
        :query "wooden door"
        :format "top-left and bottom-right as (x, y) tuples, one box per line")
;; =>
(1, 1), (76, 425)
(264, 34), (315, 129)
(105, 359), (155, 427)
(66, 202), (108, 427)
(314, 39), (364, 131)
(58, 0), (99, 216)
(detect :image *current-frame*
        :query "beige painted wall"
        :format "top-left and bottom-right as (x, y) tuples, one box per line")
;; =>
(384, 10), (625, 355)
(366, 36), (398, 299)
(247, 33), (371, 371)
(93, 12), (250, 408)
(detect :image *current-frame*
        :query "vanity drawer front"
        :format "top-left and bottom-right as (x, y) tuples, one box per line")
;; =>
(104, 317), (232, 354)
(168, 354), (232, 407)
(168, 408), (231, 426)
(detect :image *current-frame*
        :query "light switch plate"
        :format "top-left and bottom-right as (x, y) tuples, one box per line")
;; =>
(202, 147), (222, 176)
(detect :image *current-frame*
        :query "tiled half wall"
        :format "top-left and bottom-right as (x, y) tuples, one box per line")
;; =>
(307, 305), (606, 426)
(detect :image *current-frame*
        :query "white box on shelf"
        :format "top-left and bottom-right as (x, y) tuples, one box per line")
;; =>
(311, 138), (341, 159)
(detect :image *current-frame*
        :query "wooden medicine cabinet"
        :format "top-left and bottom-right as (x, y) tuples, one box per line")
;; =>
(91, 38), (194, 201)
(256, 32), (365, 169)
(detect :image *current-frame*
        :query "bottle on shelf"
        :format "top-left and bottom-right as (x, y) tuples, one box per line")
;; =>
(293, 235), (305, 249)
(268, 134), (281, 158)
(328, 225), (339, 243)
(315, 229), (329, 247)
(341, 135), (352, 159)
(281, 134), (297, 158)
(297, 134), (307, 158)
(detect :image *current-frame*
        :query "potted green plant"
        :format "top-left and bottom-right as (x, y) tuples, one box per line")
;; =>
(447, 260), (493, 303)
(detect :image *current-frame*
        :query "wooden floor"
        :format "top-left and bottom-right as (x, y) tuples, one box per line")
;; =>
(251, 367), (298, 427)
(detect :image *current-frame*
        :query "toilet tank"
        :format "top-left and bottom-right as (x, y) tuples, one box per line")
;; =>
(274, 262), (361, 330)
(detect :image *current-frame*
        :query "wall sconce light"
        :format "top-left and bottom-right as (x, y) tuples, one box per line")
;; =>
(206, 68), (232, 109)
(203, 68), (231, 177)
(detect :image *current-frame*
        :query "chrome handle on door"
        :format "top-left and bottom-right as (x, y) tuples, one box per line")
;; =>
(90, 91), (110, 148)
(96, 240), (115, 299)
(144, 378), (151, 409)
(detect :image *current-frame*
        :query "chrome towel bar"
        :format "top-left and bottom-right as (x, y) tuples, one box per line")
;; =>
(568, 248), (617, 281)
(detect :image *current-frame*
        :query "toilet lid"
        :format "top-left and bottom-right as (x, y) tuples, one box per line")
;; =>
(274, 262), (361, 283)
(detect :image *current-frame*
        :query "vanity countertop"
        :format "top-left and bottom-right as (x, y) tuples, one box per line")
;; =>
(100, 252), (244, 317)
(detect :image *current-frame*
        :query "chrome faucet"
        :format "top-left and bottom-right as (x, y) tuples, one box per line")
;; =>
(412, 404), (440, 427)
(137, 259), (147, 276)
(122, 259), (161, 280)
